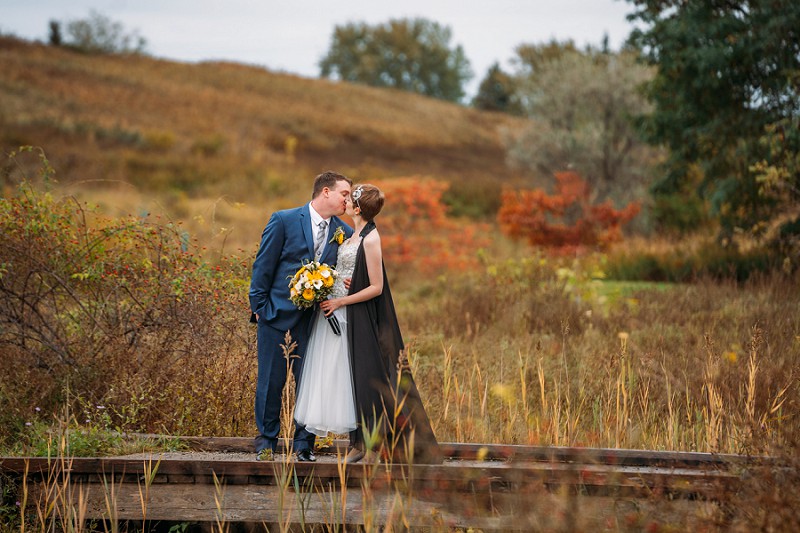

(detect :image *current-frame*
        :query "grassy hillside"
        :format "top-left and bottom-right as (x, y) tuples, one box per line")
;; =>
(0, 37), (530, 212)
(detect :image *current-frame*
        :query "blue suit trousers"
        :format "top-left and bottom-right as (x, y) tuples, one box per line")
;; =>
(254, 313), (314, 453)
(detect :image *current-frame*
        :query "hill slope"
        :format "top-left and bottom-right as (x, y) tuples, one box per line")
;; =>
(0, 37), (531, 204)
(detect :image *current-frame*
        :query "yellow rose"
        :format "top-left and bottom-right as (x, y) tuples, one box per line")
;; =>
(302, 288), (315, 301)
(323, 275), (334, 287)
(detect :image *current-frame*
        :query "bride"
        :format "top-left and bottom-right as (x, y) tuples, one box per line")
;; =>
(304, 184), (441, 464)
(293, 200), (360, 439)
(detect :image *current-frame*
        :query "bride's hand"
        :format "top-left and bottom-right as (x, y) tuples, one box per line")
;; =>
(320, 298), (344, 316)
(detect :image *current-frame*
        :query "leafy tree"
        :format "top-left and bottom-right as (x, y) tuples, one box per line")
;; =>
(512, 39), (578, 78)
(627, 0), (800, 250)
(472, 62), (522, 115)
(63, 10), (147, 54)
(504, 42), (659, 210)
(319, 18), (472, 103)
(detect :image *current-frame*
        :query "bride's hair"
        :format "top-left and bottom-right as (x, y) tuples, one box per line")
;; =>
(352, 184), (384, 221)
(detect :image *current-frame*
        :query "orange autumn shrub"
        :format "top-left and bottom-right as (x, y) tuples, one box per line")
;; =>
(497, 171), (640, 253)
(372, 178), (491, 274)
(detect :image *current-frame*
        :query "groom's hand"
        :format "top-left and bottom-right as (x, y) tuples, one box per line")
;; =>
(344, 277), (351, 290)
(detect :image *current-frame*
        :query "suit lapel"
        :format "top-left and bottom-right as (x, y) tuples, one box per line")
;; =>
(322, 216), (351, 264)
(300, 205), (314, 259)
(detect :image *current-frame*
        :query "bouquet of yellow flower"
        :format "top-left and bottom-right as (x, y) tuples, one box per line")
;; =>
(288, 261), (342, 334)
(289, 261), (337, 308)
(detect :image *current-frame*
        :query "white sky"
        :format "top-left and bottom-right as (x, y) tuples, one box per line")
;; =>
(3, 0), (637, 97)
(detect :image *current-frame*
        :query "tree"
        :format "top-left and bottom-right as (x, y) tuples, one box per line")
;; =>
(319, 18), (472, 103)
(504, 42), (659, 209)
(63, 10), (147, 54)
(472, 62), (522, 115)
(512, 39), (578, 78)
(48, 20), (62, 46)
(627, 0), (800, 249)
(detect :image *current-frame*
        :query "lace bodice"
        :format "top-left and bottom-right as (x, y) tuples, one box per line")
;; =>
(331, 237), (360, 299)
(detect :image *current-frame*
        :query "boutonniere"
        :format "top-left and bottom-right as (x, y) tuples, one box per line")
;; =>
(329, 225), (345, 245)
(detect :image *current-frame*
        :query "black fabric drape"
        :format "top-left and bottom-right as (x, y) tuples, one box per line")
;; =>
(346, 222), (441, 464)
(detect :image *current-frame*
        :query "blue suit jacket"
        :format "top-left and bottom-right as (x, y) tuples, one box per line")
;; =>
(249, 204), (353, 332)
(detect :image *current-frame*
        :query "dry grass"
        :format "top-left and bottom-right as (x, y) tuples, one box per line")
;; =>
(0, 36), (531, 192)
(401, 263), (799, 454)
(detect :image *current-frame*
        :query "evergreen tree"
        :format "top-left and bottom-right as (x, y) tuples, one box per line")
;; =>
(48, 20), (62, 46)
(472, 62), (522, 115)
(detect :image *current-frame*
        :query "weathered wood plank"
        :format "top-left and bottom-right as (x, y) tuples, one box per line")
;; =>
(4, 441), (754, 528)
(1, 456), (740, 499)
(121, 433), (766, 467)
(27, 478), (725, 529)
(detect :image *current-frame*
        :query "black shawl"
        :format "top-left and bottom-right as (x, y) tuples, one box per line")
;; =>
(346, 222), (441, 464)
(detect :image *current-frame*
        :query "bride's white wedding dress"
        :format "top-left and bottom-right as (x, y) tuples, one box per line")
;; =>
(294, 236), (359, 437)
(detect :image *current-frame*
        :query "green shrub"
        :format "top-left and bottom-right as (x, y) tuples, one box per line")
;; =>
(652, 192), (710, 234)
(190, 133), (226, 157)
(141, 129), (176, 152)
(442, 178), (501, 218)
(605, 243), (779, 282)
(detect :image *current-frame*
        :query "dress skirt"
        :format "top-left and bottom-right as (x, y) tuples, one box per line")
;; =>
(294, 307), (357, 437)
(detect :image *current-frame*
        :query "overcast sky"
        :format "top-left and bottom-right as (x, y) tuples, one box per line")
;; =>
(4, 0), (637, 97)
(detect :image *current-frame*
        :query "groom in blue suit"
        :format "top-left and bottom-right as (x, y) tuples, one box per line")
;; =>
(249, 171), (353, 461)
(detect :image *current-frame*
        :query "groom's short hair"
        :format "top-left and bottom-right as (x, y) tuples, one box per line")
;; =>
(312, 171), (351, 199)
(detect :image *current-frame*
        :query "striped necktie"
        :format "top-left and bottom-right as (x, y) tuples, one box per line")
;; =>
(314, 220), (327, 259)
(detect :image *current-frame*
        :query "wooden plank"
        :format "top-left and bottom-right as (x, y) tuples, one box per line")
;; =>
(27, 478), (726, 529)
(1, 456), (740, 499)
(7, 446), (749, 528)
(120, 433), (766, 467)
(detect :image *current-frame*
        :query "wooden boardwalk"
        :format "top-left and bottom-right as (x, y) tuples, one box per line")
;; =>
(0, 437), (762, 529)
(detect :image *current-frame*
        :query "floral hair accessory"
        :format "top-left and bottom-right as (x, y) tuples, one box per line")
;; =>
(329, 225), (345, 245)
(352, 185), (363, 207)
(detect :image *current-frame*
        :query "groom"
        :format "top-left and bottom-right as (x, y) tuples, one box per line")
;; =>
(249, 171), (353, 461)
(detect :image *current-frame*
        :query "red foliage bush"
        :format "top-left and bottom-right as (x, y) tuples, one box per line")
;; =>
(371, 178), (491, 273)
(497, 171), (640, 253)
